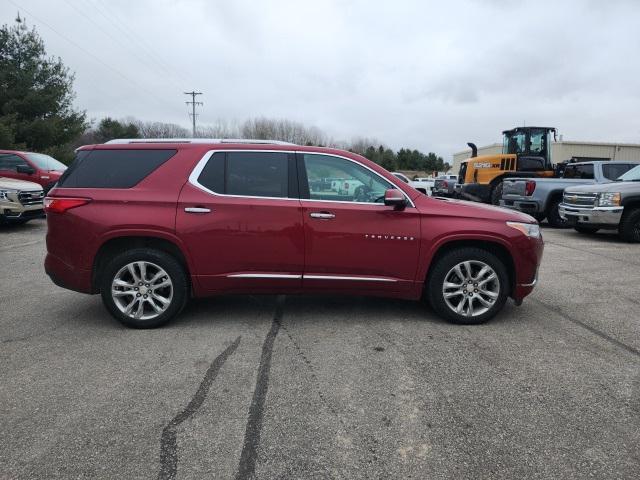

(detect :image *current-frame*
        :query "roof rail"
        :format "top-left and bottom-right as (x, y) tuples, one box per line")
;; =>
(104, 138), (297, 145)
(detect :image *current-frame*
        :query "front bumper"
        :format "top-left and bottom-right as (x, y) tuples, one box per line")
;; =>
(558, 203), (623, 228)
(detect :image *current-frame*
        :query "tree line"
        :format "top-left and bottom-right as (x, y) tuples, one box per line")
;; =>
(0, 17), (449, 173)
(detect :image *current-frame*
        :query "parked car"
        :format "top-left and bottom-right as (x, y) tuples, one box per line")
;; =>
(432, 175), (458, 197)
(410, 177), (435, 195)
(0, 177), (45, 224)
(499, 161), (637, 227)
(559, 164), (640, 241)
(0, 150), (67, 193)
(45, 139), (543, 328)
(392, 172), (411, 184)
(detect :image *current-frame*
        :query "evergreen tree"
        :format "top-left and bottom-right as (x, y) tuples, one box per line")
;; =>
(0, 16), (87, 161)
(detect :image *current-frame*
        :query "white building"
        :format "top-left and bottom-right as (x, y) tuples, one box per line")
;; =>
(452, 140), (640, 173)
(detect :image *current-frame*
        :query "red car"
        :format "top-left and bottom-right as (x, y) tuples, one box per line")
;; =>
(44, 140), (543, 328)
(0, 150), (67, 193)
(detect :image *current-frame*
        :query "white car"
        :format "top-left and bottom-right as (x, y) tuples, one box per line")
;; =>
(410, 177), (436, 195)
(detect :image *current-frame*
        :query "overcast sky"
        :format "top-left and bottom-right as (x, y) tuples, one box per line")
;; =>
(3, 0), (640, 159)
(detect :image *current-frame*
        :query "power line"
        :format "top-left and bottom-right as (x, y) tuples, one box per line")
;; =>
(7, 0), (180, 116)
(90, 0), (192, 87)
(184, 91), (203, 136)
(59, 0), (184, 92)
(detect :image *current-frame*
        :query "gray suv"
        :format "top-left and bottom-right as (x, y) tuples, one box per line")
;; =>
(559, 164), (640, 241)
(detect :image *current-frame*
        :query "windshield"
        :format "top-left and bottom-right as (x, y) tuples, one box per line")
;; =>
(617, 164), (640, 181)
(25, 153), (67, 171)
(503, 131), (526, 155)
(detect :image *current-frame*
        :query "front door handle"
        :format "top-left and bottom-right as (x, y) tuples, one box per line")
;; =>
(185, 207), (211, 214)
(309, 211), (335, 219)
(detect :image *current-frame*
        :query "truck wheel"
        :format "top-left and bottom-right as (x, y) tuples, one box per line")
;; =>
(546, 200), (569, 228)
(490, 182), (503, 206)
(619, 208), (640, 243)
(426, 248), (509, 325)
(574, 226), (599, 234)
(100, 248), (189, 328)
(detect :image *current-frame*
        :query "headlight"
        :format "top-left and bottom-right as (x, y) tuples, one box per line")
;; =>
(0, 189), (17, 200)
(597, 192), (621, 207)
(506, 221), (541, 238)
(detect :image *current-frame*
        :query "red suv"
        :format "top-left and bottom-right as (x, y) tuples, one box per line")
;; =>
(0, 150), (67, 193)
(44, 140), (543, 328)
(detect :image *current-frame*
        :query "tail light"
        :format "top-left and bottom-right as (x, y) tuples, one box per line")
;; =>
(44, 197), (91, 213)
(524, 181), (536, 196)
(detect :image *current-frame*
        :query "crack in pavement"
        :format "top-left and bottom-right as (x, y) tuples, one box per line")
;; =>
(157, 336), (241, 480)
(531, 298), (640, 359)
(235, 295), (285, 480)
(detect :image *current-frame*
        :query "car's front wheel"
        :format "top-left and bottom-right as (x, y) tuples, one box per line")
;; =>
(100, 248), (188, 328)
(427, 248), (509, 325)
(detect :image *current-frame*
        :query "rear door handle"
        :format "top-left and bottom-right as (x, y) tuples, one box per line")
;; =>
(309, 212), (335, 219)
(184, 207), (211, 214)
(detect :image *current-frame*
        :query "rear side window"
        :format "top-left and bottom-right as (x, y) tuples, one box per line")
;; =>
(196, 151), (293, 198)
(564, 164), (594, 179)
(57, 149), (176, 188)
(0, 154), (28, 170)
(602, 163), (634, 180)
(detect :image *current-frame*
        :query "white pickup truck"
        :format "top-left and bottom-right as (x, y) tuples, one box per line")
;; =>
(0, 177), (45, 225)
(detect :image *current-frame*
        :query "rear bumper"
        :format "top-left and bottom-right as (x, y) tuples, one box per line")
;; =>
(558, 204), (622, 228)
(45, 252), (94, 294)
(457, 183), (491, 203)
(500, 197), (543, 214)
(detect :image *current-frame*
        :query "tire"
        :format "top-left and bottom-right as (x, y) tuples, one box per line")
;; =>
(574, 226), (599, 234)
(426, 247), (509, 325)
(490, 181), (503, 206)
(100, 248), (188, 328)
(546, 199), (569, 228)
(533, 213), (546, 223)
(619, 208), (640, 243)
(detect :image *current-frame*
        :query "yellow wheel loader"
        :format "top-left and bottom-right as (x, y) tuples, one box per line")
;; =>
(456, 127), (557, 205)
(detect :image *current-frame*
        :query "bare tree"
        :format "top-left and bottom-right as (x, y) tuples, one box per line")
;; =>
(239, 117), (328, 145)
(125, 117), (189, 138)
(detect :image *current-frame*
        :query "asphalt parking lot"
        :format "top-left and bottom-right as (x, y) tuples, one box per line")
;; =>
(1, 219), (639, 479)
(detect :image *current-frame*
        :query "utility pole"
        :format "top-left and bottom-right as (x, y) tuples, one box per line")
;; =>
(184, 91), (203, 137)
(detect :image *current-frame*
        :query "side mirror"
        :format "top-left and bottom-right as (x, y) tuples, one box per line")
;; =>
(17, 164), (35, 175)
(383, 189), (407, 209)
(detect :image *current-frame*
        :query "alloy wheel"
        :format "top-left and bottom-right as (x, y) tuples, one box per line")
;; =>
(442, 260), (501, 318)
(111, 261), (173, 320)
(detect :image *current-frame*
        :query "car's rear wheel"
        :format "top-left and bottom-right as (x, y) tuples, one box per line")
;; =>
(619, 208), (640, 243)
(100, 248), (188, 328)
(490, 181), (503, 205)
(427, 248), (509, 325)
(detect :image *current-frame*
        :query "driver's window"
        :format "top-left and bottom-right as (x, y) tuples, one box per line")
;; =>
(303, 154), (394, 204)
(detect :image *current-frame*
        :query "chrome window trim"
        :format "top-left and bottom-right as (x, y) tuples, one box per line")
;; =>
(301, 152), (415, 208)
(188, 149), (414, 207)
(188, 149), (299, 201)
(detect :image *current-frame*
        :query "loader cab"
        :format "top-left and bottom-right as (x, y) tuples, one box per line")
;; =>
(502, 127), (555, 172)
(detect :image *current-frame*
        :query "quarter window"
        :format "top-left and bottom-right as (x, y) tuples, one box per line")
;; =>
(57, 149), (176, 188)
(303, 154), (394, 204)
